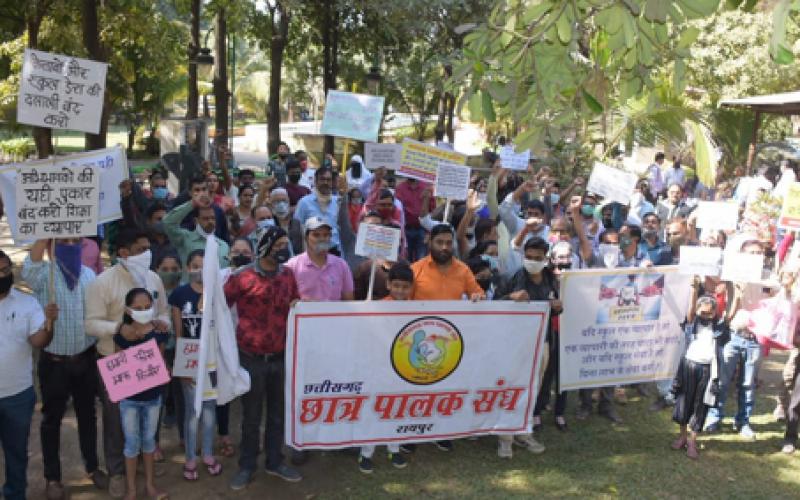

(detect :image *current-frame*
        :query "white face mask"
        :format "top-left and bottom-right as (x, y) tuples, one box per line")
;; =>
(128, 307), (154, 325)
(523, 259), (547, 274)
(120, 250), (152, 287)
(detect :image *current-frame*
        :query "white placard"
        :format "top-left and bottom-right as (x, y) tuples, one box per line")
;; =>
(695, 201), (739, 231)
(17, 49), (108, 134)
(434, 162), (471, 201)
(586, 161), (639, 205)
(720, 252), (765, 283)
(678, 246), (722, 276)
(15, 164), (99, 239)
(598, 244), (621, 268)
(498, 146), (531, 171)
(364, 143), (401, 170)
(355, 223), (401, 261)
(320, 90), (385, 143)
(173, 338), (201, 378)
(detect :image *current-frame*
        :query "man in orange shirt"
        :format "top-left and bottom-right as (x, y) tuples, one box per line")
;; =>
(411, 224), (485, 301)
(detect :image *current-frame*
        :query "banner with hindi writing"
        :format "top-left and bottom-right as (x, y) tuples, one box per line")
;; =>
(15, 163), (99, 239)
(286, 300), (549, 449)
(320, 90), (385, 143)
(17, 49), (108, 134)
(558, 266), (691, 391)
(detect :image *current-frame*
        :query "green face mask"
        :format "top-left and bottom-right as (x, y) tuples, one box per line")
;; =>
(619, 236), (633, 249)
(158, 271), (181, 289)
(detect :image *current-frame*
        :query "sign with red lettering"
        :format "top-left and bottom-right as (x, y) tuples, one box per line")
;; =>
(97, 339), (169, 403)
(286, 301), (549, 449)
(172, 338), (201, 378)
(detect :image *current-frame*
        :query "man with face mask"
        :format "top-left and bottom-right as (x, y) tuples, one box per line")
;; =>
(266, 141), (291, 187)
(285, 217), (354, 301)
(639, 213), (673, 265)
(163, 192), (230, 283)
(285, 158), (311, 207)
(269, 188), (304, 255)
(22, 239), (107, 498)
(84, 229), (171, 498)
(225, 226), (302, 488)
(294, 167), (343, 255)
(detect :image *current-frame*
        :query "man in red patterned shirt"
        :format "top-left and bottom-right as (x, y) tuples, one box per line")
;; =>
(224, 226), (301, 490)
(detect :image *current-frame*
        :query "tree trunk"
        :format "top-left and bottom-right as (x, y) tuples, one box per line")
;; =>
(27, 6), (53, 158)
(213, 9), (228, 149)
(443, 64), (455, 144)
(322, 0), (339, 156)
(186, 0), (200, 120)
(267, 2), (290, 155)
(82, 0), (107, 151)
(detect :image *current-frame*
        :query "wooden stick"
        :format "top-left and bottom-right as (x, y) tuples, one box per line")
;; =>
(48, 239), (55, 302)
(365, 259), (378, 301)
(443, 199), (452, 223)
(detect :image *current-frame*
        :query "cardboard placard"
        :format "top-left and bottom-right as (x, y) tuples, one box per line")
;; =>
(97, 339), (169, 403)
(778, 182), (800, 229)
(678, 246), (722, 277)
(498, 146), (531, 171)
(434, 162), (471, 201)
(586, 162), (639, 205)
(398, 138), (467, 183)
(695, 201), (739, 231)
(355, 223), (401, 261)
(320, 90), (385, 143)
(364, 143), (401, 170)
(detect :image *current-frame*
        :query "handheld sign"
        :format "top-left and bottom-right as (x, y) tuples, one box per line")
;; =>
(778, 182), (800, 229)
(695, 201), (739, 231)
(355, 223), (401, 262)
(18, 49), (108, 134)
(434, 162), (470, 201)
(720, 252), (764, 284)
(364, 143), (401, 170)
(398, 138), (467, 183)
(15, 164), (99, 239)
(97, 339), (169, 403)
(173, 338), (201, 378)
(498, 146), (531, 171)
(586, 162), (638, 205)
(320, 90), (385, 143)
(678, 246), (722, 277)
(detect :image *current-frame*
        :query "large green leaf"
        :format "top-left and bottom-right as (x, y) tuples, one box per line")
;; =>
(581, 88), (604, 114)
(644, 0), (668, 23)
(771, 0), (794, 64)
(481, 89), (496, 122)
(676, 26), (700, 49)
(556, 10), (572, 44)
(689, 120), (717, 186)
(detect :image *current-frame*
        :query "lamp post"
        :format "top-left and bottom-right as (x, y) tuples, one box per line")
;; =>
(189, 30), (215, 117)
(366, 66), (382, 95)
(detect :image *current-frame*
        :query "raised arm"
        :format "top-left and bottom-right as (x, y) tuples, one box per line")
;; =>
(569, 196), (593, 263)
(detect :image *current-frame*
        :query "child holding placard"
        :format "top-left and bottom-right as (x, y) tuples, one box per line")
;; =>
(113, 288), (169, 500)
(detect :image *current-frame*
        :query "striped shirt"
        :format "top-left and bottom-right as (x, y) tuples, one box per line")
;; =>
(21, 257), (97, 356)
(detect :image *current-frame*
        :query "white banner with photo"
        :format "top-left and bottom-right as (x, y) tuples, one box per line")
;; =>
(286, 300), (549, 449)
(558, 266), (691, 391)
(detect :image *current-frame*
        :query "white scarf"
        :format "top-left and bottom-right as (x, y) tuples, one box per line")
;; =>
(119, 250), (152, 288)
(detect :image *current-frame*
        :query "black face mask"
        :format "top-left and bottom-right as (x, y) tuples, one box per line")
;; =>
(272, 248), (291, 264)
(278, 153), (289, 160)
(231, 255), (252, 268)
(477, 277), (492, 291)
(288, 173), (301, 184)
(0, 274), (13, 295)
(697, 317), (714, 327)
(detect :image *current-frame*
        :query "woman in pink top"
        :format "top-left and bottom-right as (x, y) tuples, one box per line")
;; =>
(81, 237), (103, 275)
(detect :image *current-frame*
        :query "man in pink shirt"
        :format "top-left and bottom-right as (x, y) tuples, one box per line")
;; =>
(395, 177), (434, 262)
(285, 217), (354, 301)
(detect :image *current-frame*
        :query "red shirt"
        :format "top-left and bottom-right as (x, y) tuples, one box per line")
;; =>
(395, 179), (434, 228)
(286, 183), (311, 206)
(224, 266), (299, 354)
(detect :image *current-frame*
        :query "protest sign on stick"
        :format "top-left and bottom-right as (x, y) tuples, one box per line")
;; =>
(97, 339), (169, 403)
(398, 139), (467, 183)
(586, 162), (639, 205)
(320, 90), (385, 143)
(355, 224), (402, 300)
(678, 246), (722, 276)
(695, 201), (739, 231)
(434, 162), (470, 201)
(173, 338), (201, 378)
(498, 146), (531, 171)
(720, 251), (765, 284)
(15, 164), (99, 239)
(17, 49), (108, 135)
(778, 182), (800, 229)
(364, 143), (401, 170)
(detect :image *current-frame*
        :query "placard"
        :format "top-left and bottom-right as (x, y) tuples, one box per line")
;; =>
(720, 251), (765, 284)
(559, 266), (691, 391)
(355, 223), (401, 261)
(320, 90), (385, 143)
(778, 182), (800, 229)
(678, 246), (722, 276)
(398, 138), (467, 183)
(434, 162), (470, 200)
(286, 300), (548, 449)
(586, 161), (639, 205)
(173, 338), (200, 378)
(364, 143), (401, 170)
(15, 164), (99, 239)
(97, 339), (170, 403)
(498, 146), (530, 171)
(598, 244), (621, 268)
(17, 49), (108, 134)
(695, 201), (739, 231)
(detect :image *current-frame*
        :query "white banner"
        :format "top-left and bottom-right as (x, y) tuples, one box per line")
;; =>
(364, 143), (401, 171)
(286, 300), (549, 449)
(15, 164), (99, 239)
(18, 49), (108, 134)
(558, 267), (691, 391)
(586, 161), (639, 205)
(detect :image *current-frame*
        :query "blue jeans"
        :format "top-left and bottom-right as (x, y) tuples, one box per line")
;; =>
(707, 334), (762, 427)
(181, 381), (216, 462)
(405, 225), (427, 263)
(120, 396), (162, 458)
(0, 386), (35, 500)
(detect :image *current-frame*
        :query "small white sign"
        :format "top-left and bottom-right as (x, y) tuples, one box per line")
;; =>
(355, 223), (401, 261)
(678, 246), (722, 277)
(721, 252), (765, 284)
(586, 161), (639, 205)
(695, 201), (739, 231)
(434, 162), (471, 201)
(364, 143), (401, 170)
(498, 146), (531, 171)
(173, 338), (201, 378)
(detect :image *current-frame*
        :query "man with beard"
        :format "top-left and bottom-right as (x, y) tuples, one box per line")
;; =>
(294, 167), (343, 255)
(639, 213), (673, 265)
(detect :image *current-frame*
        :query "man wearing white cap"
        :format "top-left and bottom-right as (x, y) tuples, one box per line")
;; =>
(285, 216), (354, 301)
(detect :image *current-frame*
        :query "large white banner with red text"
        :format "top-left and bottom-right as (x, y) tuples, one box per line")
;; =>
(286, 301), (549, 449)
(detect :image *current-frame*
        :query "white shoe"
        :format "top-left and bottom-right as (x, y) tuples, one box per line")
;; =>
(514, 434), (546, 454)
(497, 439), (513, 458)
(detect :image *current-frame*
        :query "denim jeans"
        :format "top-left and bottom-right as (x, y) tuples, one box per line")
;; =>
(405, 225), (427, 263)
(181, 381), (216, 462)
(0, 386), (35, 500)
(706, 334), (762, 427)
(120, 396), (162, 458)
(239, 352), (285, 471)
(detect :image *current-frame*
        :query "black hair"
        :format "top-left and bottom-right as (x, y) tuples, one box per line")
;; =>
(186, 249), (205, 267)
(286, 157), (301, 172)
(377, 188), (394, 201)
(655, 152), (665, 162)
(154, 252), (181, 269)
(469, 240), (498, 260)
(623, 224), (642, 241)
(315, 166), (334, 180)
(0, 249), (10, 267)
(523, 236), (549, 253)
(599, 228), (620, 243)
(388, 262), (414, 283)
(116, 228), (148, 254)
(238, 169), (255, 179)
(475, 218), (497, 242)
(278, 141), (289, 149)
(430, 223), (454, 241)
(145, 203), (166, 221)
(232, 236), (254, 252)
(189, 176), (208, 189)
(238, 185), (256, 198)
(350, 157), (362, 178)
(525, 199), (546, 214)
(294, 150), (307, 159)
(642, 211), (660, 222)
(122, 287), (153, 324)
(149, 169), (166, 180)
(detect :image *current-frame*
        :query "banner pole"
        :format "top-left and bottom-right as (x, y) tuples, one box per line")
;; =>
(366, 259), (378, 301)
(443, 198), (452, 223)
(48, 238), (56, 301)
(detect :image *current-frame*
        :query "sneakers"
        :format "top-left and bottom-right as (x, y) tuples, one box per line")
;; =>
(739, 425), (757, 441)
(435, 440), (453, 452)
(399, 443), (417, 454)
(229, 469), (254, 491)
(781, 442), (796, 454)
(358, 456), (374, 474)
(45, 480), (65, 500)
(265, 463), (303, 482)
(497, 438), (513, 459)
(514, 434), (546, 454)
(774, 403), (787, 422)
(88, 469), (109, 490)
(388, 452), (407, 469)
(108, 474), (126, 499)
(704, 422), (721, 433)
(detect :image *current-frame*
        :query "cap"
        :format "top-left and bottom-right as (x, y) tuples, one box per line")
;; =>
(304, 216), (332, 232)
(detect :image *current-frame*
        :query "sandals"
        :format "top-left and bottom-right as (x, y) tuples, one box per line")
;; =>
(183, 462), (199, 481)
(204, 458), (223, 476)
(153, 446), (165, 463)
(218, 440), (236, 458)
(149, 492), (169, 500)
(671, 436), (687, 450)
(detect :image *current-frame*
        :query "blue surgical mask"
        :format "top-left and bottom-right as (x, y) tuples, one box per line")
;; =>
(257, 219), (275, 229)
(313, 241), (331, 253)
(152, 187), (168, 199)
(481, 254), (499, 271)
(581, 204), (595, 217)
(550, 193), (560, 206)
(273, 201), (290, 217)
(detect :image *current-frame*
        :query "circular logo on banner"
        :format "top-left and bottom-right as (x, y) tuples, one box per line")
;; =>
(391, 316), (463, 385)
